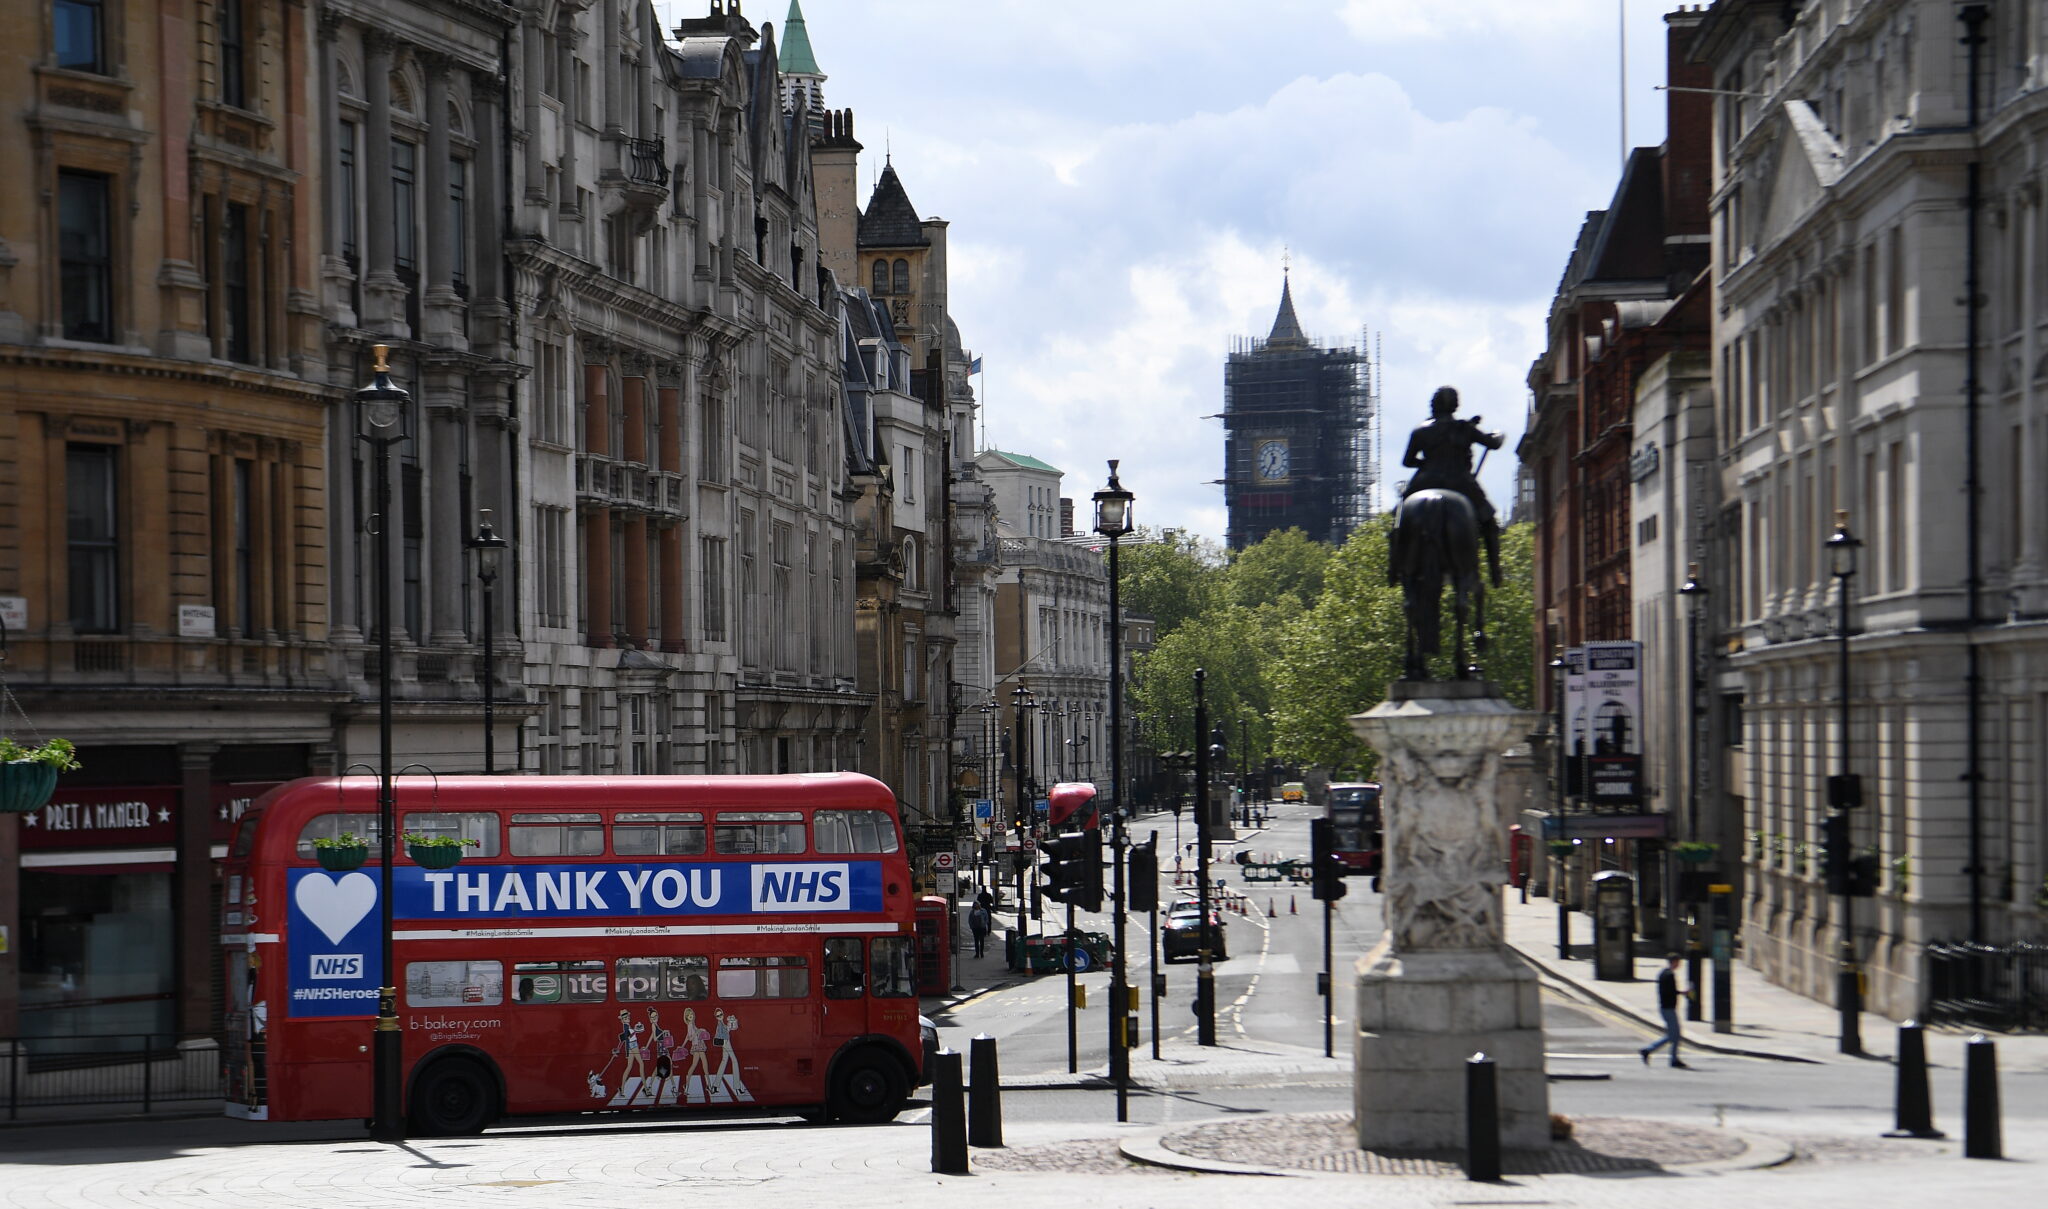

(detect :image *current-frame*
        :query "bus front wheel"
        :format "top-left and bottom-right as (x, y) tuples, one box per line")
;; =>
(829, 1049), (906, 1125)
(410, 1057), (498, 1136)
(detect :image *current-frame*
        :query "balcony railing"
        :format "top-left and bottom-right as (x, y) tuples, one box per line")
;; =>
(628, 138), (669, 188)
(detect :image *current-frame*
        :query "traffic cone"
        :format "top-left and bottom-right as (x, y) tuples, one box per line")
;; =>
(1290, 895), (1298, 915)
(1269, 898), (1275, 916)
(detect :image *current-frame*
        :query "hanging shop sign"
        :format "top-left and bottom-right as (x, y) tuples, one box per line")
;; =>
(1582, 641), (1644, 805)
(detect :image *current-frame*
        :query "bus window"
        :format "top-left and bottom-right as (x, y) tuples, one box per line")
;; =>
(713, 812), (805, 855)
(717, 955), (808, 999)
(814, 809), (900, 854)
(512, 963), (565, 1004)
(407, 960), (503, 1008)
(404, 812), (501, 857)
(510, 813), (604, 857)
(560, 960), (608, 1002)
(869, 937), (916, 998)
(822, 938), (864, 999)
(295, 812), (381, 858)
(615, 956), (710, 1001)
(231, 815), (259, 858)
(613, 812), (707, 856)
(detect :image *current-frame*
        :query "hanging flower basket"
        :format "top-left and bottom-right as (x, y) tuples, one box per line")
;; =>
(316, 843), (370, 872)
(1672, 842), (1718, 865)
(0, 761), (59, 814)
(1546, 839), (1577, 858)
(0, 738), (79, 814)
(404, 833), (478, 869)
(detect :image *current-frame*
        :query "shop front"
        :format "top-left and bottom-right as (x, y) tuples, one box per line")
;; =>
(10, 742), (296, 1051)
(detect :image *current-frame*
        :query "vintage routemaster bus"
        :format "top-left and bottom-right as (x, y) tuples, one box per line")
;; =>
(221, 773), (924, 1134)
(1326, 781), (1383, 875)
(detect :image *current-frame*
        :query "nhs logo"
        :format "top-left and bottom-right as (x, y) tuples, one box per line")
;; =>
(751, 863), (852, 912)
(309, 954), (365, 980)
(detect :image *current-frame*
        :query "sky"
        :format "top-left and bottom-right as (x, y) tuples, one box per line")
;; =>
(653, 1), (1689, 543)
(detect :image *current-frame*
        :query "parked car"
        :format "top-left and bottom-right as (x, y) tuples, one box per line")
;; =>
(1161, 898), (1229, 962)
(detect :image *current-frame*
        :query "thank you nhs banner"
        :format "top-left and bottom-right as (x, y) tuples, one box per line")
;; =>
(287, 861), (884, 1018)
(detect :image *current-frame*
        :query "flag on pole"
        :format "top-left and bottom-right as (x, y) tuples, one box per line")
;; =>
(969, 356), (983, 375)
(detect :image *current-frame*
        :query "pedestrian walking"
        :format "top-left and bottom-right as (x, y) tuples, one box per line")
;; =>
(1639, 952), (1693, 1068)
(968, 902), (992, 958)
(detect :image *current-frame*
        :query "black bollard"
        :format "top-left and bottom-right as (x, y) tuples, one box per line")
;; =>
(1686, 949), (1704, 1022)
(1963, 1035), (2002, 1160)
(968, 1033), (1004, 1148)
(1884, 1021), (1944, 1139)
(1464, 1052), (1501, 1182)
(930, 1049), (970, 1174)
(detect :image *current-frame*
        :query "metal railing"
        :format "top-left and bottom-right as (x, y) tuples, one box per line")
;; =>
(628, 137), (670, 187)
(4, 1034), (223, 1120)
(1923, 940), (2048, 1032)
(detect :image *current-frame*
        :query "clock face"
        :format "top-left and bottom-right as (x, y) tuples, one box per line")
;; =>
(1256, 440), (1290, 481)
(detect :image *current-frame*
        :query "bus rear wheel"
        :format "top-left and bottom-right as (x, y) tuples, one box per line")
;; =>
(829, 1049), (906, 1125)
(410, 1057), (498, 1136)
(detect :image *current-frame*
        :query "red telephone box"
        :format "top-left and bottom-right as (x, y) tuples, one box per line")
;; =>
(914, 894), (953, 996)
(1508, 824), (1533, 889)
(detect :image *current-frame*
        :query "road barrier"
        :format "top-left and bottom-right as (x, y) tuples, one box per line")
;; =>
(929, 1049), (969, 1174)
(1923, 940), (2048, 1032)
(1885, 1021), (1944, 1139)
(968, 1034), (1003, 1148)
(1963, 1035), (2001, 1160)
(5, 1034), (223, 1120)
(1464, 1052), (1501, 1182)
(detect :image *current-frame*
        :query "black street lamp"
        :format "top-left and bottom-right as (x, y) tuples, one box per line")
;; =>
(977, 697), (997, 891)
(354, 344), (408, 1144)
(1825, 511), (1864, 1056)
(1193, 668), (1217, 1047)
(1547, 646), (1571, 959)
(470, 510), (510, 775)
(1010, 681), (1039, 925)
(1678, 563), (1710, 1020)
(1093, 459), (1134, 1116)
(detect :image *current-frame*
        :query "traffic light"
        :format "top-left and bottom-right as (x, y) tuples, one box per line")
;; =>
(1821, 812), (1851, 896)
(1042, 829), (1104, 912)
(1848, 852), (1880, 897)
(1311, 817), (1348, 902)
(1127, 843), (1158, 912)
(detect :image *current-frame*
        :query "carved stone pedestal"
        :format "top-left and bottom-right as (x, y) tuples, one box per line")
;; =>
(1349, 680), (1549, 1151)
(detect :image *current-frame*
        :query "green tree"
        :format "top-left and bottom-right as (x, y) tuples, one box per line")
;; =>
(1117, 529), (1225, 637)
(1222, 527), (1330, 612)
(1267, 519), (1537, 774)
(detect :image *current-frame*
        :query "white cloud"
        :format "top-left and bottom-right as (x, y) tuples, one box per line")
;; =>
(648, 1), (1686, 542)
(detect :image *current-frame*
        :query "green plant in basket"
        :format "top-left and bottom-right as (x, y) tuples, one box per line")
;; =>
(1671, 841), (1718, 864)
(0, 737), (78, 813)
(313, 831), (370, 871)
(404, 831), (479, 869)
(0, 737), (82, 771)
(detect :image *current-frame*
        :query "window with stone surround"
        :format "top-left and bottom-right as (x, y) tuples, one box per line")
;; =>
(58, 169), (115, 343)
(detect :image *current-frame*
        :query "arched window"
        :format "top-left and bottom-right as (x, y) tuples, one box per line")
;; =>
(871, 259), (888, 294)
(891, 258), (910, 295)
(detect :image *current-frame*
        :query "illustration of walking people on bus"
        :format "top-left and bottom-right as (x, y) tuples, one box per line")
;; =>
(592, 1003), (750, 1108)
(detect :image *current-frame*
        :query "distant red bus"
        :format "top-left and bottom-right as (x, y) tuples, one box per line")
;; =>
(221, 773), (923, 1134)
(1327, 782), (1383, 874)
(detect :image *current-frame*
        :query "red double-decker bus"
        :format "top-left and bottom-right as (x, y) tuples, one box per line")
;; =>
(1326, 781), (1383, 875)
(221, 773), (924, 1134)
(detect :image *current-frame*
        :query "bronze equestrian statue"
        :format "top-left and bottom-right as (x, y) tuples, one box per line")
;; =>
(1388, 386), (1504, 681)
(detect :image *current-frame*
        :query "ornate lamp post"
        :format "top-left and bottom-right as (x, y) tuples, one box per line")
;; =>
(1010, 681), (1039, 923)
(1193, 669), (1217, 1046)
(1825, 511), (1864, 1056)
(354, 345), (408, 1144)
(1092, 459), (1134, 1116)
(470, 510), (510, 774)
(1677, 563), (1709, 1016)
(977, 697), (997, 891)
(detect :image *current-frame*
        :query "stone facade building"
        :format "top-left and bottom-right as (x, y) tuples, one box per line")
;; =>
(1691, 0), (2048, 1016)
(0, 0), (337, 1044)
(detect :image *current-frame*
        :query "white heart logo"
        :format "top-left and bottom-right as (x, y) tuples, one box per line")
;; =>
(295, 872), (378, 946)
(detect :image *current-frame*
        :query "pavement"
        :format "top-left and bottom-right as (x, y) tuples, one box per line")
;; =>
(7, 805), (2046, 1205)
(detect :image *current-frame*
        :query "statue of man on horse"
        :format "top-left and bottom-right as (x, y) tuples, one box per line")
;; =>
(1389, 387), (1506, 681)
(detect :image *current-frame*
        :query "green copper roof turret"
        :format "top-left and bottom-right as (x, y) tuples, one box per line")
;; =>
(779, 0), (822, 75)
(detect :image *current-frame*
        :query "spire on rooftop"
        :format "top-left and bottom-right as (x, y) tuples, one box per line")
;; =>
(858, 161), (929, 248)
(1266, 272), (1308, 347)
(778, 0), (822, 76)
